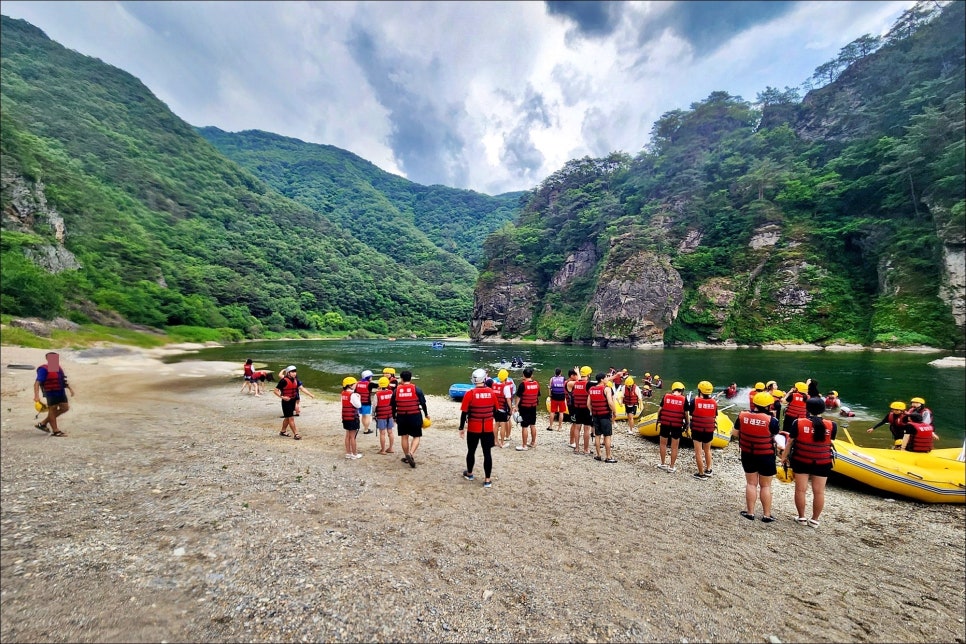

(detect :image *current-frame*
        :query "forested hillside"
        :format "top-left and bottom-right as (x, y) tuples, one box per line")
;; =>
(472, 0), (964, 349)
(0, 16), (520, 338)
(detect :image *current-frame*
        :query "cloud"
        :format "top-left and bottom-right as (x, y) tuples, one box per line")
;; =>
(545, 1), (625, 38)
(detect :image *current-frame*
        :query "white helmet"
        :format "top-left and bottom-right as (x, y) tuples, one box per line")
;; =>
(471, 368), (487, 384)
(513, 412), (523, 424)
(361, 369), (373, 379)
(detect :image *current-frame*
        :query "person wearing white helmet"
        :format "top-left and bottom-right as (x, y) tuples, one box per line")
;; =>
(356, 370), (378, 435)
(274, 366), (315, 440)
(459, 369), (502, 488)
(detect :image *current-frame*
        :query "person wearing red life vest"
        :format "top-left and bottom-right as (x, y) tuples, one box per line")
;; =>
(780, 397), (837, 528)
(513, 367), (541, 451)
(391, 370), (429, 469)
(906, 397), (933, 426)
(33, 351), (74, 436)
(656, 382), (689, 473)
(783, 382), (809, 433)
(733, 391), (781, 522)
(374, 377), (396, 455)
(868, 401), (908, 446)
(355, 370), (378, 435)
(900, 413), (938, 453)
(273, 366), (315, 441)
(493, 368), (514, 448)
(588, 372), (618, 462)
(570, 366), (593, 455)
(459, 369), (503, 488)
(689, 381), (718, 480)
(616, 376), (643, 435)
(548, 368), (568, 432)
(241, 358), (262, 396)
(748, 382), (765, 410)
(340, 376), (363, 459)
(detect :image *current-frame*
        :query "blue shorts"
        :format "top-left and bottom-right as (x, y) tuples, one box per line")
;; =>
(377, 418), (395, 431)
(360, 404), (372, 416)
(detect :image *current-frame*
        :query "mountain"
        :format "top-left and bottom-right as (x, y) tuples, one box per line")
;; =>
(470, 1), (964, 349)
(0, 16), (520, 338)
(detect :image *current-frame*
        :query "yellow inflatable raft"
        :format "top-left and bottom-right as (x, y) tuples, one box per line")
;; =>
(637, 411), (733, 449)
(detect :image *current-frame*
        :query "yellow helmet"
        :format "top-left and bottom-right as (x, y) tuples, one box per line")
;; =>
(754, 392), (775, 408)
(671, 381), (685, 391)
(772, 390), (785, 399)
(625, 377), (635, 386)
(890, 401), (906, 411)
(497, 369), (509, 381)
(910, 397), (925, 405)
(830, 390), (838, 397)
(644, 372), (651, 377)
(795, 381), (808, 393)
(697, 380), (713, 395)
(34, 400), (47, 413)
(754, 382), (765, 390)
(653, 374), (660, 379)
(775, 462), (794, 484)
(382, 367), (396, 375)
(342, 376), (358, 387)
(378, 377), (390, 388)
(580, 366), (593, 377)
(422, 417), (432, 429)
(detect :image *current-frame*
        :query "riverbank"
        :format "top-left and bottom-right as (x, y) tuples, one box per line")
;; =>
(1, 344), (964, 643)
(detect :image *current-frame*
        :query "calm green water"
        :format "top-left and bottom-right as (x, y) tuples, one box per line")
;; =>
(173, 339), (965, 448)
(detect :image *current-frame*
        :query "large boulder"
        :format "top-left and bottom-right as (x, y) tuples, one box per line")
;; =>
(469, 267), (538, 341)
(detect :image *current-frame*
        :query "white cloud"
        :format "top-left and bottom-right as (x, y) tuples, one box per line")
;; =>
(2, 0), (916, 194)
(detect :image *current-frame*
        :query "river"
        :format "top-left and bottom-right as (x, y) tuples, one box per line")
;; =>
(173, 339), (965, 449)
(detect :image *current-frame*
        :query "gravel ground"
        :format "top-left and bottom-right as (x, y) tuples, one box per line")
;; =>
(1, 345), (964, 643)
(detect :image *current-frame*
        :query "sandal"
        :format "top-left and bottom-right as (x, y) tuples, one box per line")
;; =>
(740, 510), (755, 521)
(761, 515), (777, 523)
(807, 518), (820, 528)
(279, 431), (291, 437)
(35, 423), (50, 433)
(293, 434), (301, 440)
(795, 517), (808, 525)
(51, 431), (66, 437)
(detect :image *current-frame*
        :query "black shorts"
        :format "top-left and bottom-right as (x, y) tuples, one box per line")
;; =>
(494, 409), (509, 423)
(573, 408), (592, 426)
(281, 399), (297, 418)
(396, 414), (423, 438)
(741, 452), (778, 476)
(592, 416), (613, 437)
(45, 391), (68, 406)
(659, 424), (684, 440)
(624, 404), (637, 417)
(342, 419), (360, 431)
(790, 459), (833, 478)
(690, 429), (714, 444)
(519, 406), (537, 427)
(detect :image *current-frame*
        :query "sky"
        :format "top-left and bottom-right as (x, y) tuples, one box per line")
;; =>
(2, 1), (916, 195)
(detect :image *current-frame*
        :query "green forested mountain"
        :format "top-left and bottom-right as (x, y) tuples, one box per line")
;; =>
(0, 16), (519, 338)
(471, 0), (964, 349)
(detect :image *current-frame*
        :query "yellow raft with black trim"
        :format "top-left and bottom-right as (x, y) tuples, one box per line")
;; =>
(831, 439), (965, 504)
(637, 411), (733, 449)
(545, 397), (651, 422)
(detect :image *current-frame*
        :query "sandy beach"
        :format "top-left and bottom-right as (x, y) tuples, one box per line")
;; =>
(1, 344), (964, 643)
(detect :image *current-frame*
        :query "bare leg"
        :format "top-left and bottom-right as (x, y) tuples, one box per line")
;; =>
(744, 472), (759, 514)
(811, 476), (827, 521)
(669, 437), (680, 467)
(760, 476), (774, 517)
(794, 473), (809, 518)
(659, 436), (668, 465)
(410, 436), (421, 456)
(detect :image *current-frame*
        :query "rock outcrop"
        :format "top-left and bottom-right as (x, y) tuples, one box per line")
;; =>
(1, 170), (82, 273)
(469, 267), (538, 340)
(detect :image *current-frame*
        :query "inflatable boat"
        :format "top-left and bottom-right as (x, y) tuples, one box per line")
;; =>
(637, 411), (733, 449)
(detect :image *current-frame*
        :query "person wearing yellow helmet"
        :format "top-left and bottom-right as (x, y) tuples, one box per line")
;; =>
(340, 376), (363, 458)
(33, 351), (74, 436)
(642, 372), (653, 387)
(907, 397), (933, 425)
(459, 368), (503, 488)
(656, 381), (688, 472)
(900, 410), (939, 453)
(782, 381), (810, 434)
(570, 366), (593, 455)
(689, 381), (718, 479)
(733, 391), (782, 522)
(868, 401), (909, 445)
(392, 370), (429, 468)
(588, 372), (618, 462)
(617, 376), (643, 435)
(652, 374), (664, 389)
(823, 390), (840, 411)
(274, 366), (315, 441)
(374, 376), (396, 455)
(779, 397), (837, 528)
(494, 370), (515, 448)
(748, 382), (766, 409)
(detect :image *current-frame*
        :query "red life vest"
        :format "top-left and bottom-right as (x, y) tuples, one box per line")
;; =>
(39, 367), (65, 394)
(278, 376), (299, 398)
(737, 410), (775, 456)
(658, 393), (687, 428)
(907, 422), (935, 453)
(824, 395), (839, 409)
(374, 389), (393, 420)
(588, 384), (611, 417)
(571, 380), (589, 409)
(518, 379), (540, 407)
(341, 389), (359, 422)
(462, 387), (498, 433)
(244, 364), (254, 378)
(690, 396), (717, 433)
(725, 384), (737, 398)
(498, 381), (514, 411)
(393, 382), (421, 416)
(785, 391), (807, 419)
(791, 417), (833, 465)
(623, 385), (639, 406)
(748, 390), (760, 409)
(354, 380), (372, 405)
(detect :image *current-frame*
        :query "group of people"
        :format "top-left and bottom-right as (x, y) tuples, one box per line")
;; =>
(868, 396), (938, 450)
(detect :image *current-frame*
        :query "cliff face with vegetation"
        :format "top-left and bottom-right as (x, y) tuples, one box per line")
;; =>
(471, 1), (965, 349)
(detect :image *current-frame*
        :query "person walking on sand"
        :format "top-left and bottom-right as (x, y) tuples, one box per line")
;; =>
(780, 397), (836, 528)
(373, 376), (396, 455)
(273, 366), (314, 440)
(513, 367), (540, 451)
(242, 358), (261, 396)
(459, 369), (502, 488)
(547, 368), (568, 432)
(391, 370), (429, 468)
(657, 382), (689, 473)
(278, 365), (312, 416)
(689, 381), (718, 479)
(588, 372), (618, 462)
(33, 351), (74, 437)
(733, 391), (781, 522)
(356, 370), (378, 435)
(617, 376), (643, 435)
(341, 376), (363, 459)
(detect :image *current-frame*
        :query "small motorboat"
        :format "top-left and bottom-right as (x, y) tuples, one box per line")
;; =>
(431, 341), (445, 349)
(831, 432), (965, 504)
(637, 411), (733, 449)
(448, 383), (472, 401)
